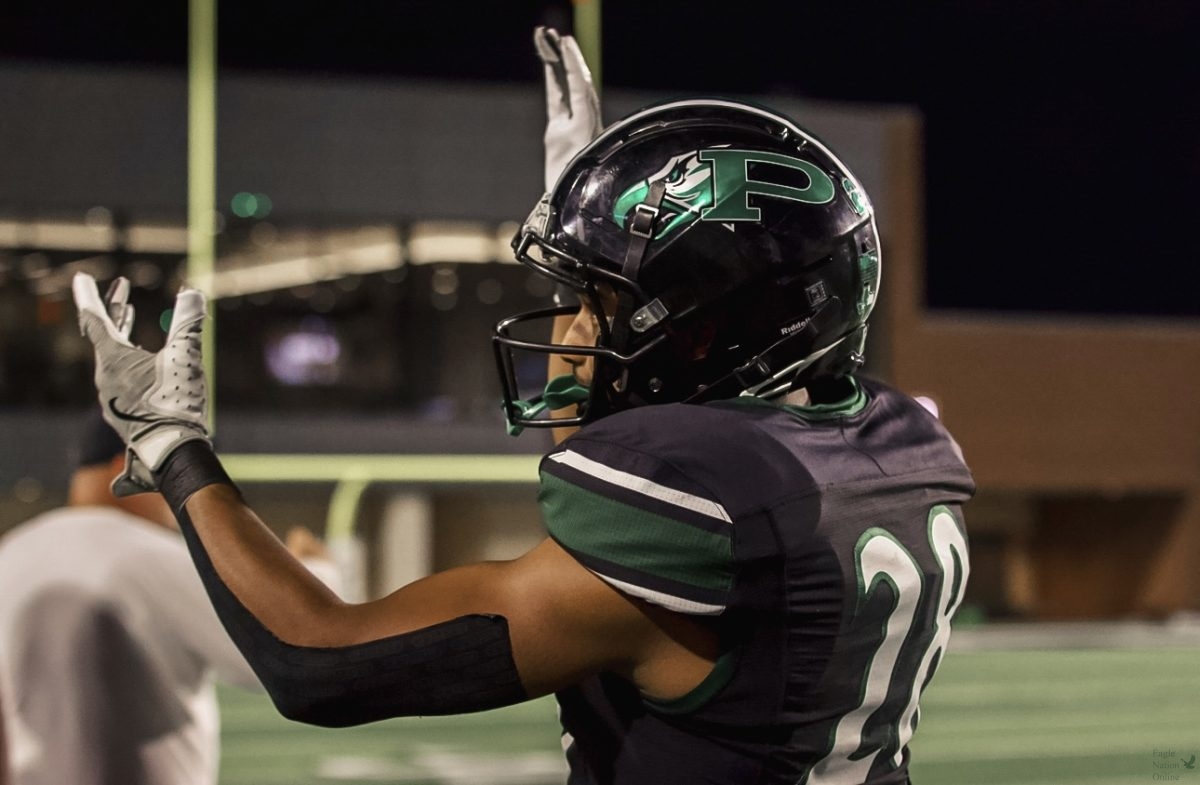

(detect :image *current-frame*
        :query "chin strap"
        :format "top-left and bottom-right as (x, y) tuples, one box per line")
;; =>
(506, 374), (591, 435)
(609, 180), (668, 355)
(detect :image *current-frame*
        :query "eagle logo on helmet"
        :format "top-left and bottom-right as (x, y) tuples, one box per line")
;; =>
(612, 152), (714, 241)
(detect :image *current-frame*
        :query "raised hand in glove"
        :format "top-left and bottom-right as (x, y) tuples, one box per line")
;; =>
(534, 26), (602, 313)
(73, 272), (210, 496)
(535, 26), (602, 193)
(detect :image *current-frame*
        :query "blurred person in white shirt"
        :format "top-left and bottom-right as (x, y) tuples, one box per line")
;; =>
(0, 412), (339, 785)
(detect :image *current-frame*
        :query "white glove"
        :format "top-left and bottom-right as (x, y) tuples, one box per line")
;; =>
(73, 272), (210, 496)
(535, 26), (602, 193)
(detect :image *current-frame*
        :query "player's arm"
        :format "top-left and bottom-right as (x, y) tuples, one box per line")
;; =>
(535, 27), (602, 442)
(161, 466), (715, 725)
(175, 482), (710, 705)
(134, 522), (342, 692)
(71, 271), (715, 724)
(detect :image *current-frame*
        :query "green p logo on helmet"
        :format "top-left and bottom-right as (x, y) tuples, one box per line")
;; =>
(613, 148), (838, 240)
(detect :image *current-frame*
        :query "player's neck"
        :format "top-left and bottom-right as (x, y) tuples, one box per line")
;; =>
(782, 388), (811, 407)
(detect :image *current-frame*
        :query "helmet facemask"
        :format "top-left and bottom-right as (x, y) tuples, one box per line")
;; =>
(495, 220), (668, 432)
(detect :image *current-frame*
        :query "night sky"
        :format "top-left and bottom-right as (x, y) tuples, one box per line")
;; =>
(3, 0), (1198, 316)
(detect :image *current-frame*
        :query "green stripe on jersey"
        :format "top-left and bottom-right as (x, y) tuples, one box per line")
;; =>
(540, 472), (734, 594)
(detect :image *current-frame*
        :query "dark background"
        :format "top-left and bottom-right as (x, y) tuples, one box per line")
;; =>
(2, 0), (1197, 317)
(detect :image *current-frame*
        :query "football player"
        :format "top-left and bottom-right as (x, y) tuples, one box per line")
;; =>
(70, 32), (973, 785)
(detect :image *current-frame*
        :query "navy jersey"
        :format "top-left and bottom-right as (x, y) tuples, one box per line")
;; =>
(537, 377), (974, 785)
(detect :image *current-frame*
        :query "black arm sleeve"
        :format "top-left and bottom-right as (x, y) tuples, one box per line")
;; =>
(156, 442), (527, 726)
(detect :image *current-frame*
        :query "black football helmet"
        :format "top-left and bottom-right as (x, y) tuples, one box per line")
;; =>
(494, 98), (880, 432)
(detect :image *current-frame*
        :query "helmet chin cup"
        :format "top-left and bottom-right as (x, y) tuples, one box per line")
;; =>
(502, 373), (592, 435)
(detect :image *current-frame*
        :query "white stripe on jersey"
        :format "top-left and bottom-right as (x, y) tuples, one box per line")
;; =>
(548, 450), (732, 524)
(590, 571), (726, 616)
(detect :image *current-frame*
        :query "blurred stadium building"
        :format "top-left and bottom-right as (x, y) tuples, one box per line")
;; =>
(2, 0), (1199, 620)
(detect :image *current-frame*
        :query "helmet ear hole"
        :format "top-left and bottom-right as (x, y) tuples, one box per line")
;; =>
(666, 317), (720, 362)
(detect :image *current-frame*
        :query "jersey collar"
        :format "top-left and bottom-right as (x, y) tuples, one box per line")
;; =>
(717, 376), (867, 421)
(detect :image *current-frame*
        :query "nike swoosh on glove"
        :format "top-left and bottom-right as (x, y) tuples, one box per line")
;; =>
(73, 272), (211, 496)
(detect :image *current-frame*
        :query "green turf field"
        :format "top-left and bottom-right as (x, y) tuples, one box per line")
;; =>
(219, 645), (1200, 784)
